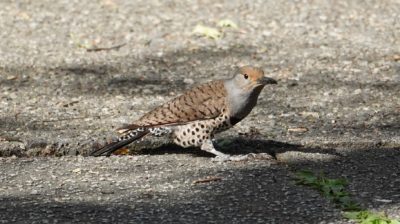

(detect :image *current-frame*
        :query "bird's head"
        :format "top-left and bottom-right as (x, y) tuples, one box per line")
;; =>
(232, 66), (277, 92)
(224, 65), (277, 119)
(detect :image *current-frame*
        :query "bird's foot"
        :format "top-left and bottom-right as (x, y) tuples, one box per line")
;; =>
(211, 154), (232, 162)
(212, 153), (274, 162)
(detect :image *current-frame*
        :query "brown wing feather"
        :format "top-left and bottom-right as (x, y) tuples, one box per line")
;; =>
(119, 80), (227, 131)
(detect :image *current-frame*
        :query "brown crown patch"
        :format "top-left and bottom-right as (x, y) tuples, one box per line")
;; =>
(239, 66), (264, 82)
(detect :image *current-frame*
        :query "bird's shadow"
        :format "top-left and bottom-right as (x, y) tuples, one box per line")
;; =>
(138, 137), (338, 159)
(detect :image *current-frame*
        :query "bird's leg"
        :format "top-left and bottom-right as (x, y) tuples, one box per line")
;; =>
(200, 139), (273, 162)
(200, 139), (230, 160)
(200, 139), (247, 162)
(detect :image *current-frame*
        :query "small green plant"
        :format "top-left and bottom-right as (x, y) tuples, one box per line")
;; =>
(294, 170), (360, 211)
(344, 211), (400, 224)
(294, 170), (399, 224)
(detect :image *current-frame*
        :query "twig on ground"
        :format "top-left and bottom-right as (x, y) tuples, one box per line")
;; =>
(86, 43), (126, 52)
(0, 136), (23, 143)
(192, 176), (222, 184)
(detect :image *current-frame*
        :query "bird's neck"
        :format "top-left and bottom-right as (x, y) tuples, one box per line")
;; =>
(224, 80), (264, 121)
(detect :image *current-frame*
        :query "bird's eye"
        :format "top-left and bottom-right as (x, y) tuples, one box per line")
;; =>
(243, 74), (248, 79)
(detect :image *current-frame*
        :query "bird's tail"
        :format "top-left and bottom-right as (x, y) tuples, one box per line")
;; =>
(89, 128), (149, 157)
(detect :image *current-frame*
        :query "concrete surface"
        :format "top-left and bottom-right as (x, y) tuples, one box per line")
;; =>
(0, 0), (399, 223)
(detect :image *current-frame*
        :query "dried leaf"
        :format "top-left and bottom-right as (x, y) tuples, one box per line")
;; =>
(16, 11), (31, 20)
(217, 19), (238, 29)
(193, 25), (222, 39)
(72, 168), (81, 174)
(288, 127), (309, 133)
(101, 0), (118, 9)
(114, 148), (130, 155)
(6, 75), (17, 80)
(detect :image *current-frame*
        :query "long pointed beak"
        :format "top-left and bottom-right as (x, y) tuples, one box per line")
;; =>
(260, 76), (277, 85)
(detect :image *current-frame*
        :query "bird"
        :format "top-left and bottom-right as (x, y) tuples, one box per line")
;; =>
(89, 66), (277, 161)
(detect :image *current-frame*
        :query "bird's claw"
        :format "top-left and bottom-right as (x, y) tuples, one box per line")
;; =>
(212, 153), (273, 162)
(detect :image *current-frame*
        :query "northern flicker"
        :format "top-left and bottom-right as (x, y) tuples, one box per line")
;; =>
(90, 66), (277, 161)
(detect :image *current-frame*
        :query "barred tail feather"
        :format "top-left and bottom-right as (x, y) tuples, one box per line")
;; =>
(90, 129), (148, 157)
